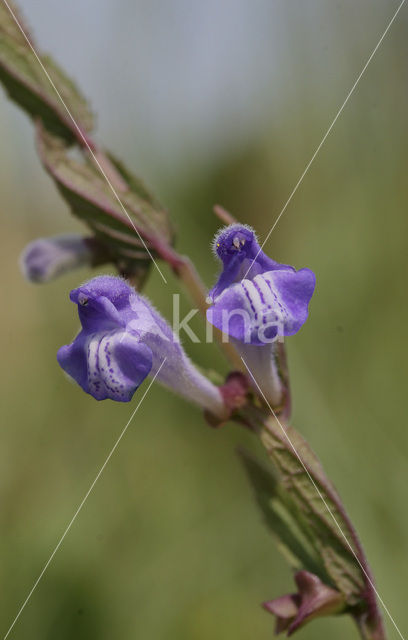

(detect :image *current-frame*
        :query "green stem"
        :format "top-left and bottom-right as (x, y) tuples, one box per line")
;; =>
(354, 613), (387, 640)
(236, 406), (387, 640)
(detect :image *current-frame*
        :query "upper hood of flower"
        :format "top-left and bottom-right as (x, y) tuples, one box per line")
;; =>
(208, 224), (293, 303)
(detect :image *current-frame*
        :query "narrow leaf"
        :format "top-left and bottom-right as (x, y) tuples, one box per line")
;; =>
(0, 1), (93, 143)
(36, 126), (174, 271)
(107, 153), (165, 211)
(261, 418), (364, 603)
(239, 448), (330, 581)
(243, 409), (366, 605)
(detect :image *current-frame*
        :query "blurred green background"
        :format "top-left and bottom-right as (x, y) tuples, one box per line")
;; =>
(1, 1), (407, 638)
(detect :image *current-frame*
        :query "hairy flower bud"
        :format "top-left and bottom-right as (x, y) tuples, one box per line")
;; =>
(57, 275), (226, 418)
(20, 234), (106, 283)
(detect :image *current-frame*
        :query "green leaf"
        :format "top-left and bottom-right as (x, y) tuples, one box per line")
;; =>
(0, 1), (93, 142)
(239, 448), (330, 581)
(106, 153), (165, 212)
(36, 126), (174, 271)
(243, 410), (366, 606)
(0, 2), (175, 283)
(262, 419), (365, 603)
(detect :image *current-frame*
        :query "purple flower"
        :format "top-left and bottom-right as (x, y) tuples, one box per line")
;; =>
(207, 224), (315, 343)
(20, 234), (100, 283)
(206, 225), (315, 407)
(57, 275), (225, 416)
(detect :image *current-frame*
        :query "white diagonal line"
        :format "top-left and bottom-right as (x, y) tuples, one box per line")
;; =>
(2, 359), (166, 640)
(241, 356), (405, 640)
(1, 0), (168, 284)
(244, 0), (406, 279)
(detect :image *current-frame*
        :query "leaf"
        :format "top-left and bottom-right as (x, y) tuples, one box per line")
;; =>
(261, 419), (365, 604)
(36, 125), (174, 270)
(239, 448), (330, 581)
(0, 1), (93, 143)
(243, 409), (366, 606)
(107, 153), (165, 212)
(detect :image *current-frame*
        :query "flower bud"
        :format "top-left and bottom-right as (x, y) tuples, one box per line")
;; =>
(57, 275), (226, 418)
(263, 570), (345, 635)
(20, 234), (105, 283)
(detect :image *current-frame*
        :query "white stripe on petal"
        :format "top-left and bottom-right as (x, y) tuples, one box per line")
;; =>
(86, 332), (105, 399)
(85, 329), (142, 401)
(239, 276), (284, 338)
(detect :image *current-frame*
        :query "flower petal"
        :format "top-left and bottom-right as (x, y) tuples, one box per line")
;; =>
(58, 329), (152, 402)
(57, 331), (89, 390)
(206, 268), (315, 344)
(264, 268), (316, 336)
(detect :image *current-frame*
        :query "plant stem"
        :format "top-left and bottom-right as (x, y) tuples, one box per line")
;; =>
(354, 613), (387, 640)
(238, 406), (387, 640)
(84, 147), (243, 369)
(169, 253), (244, 370)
